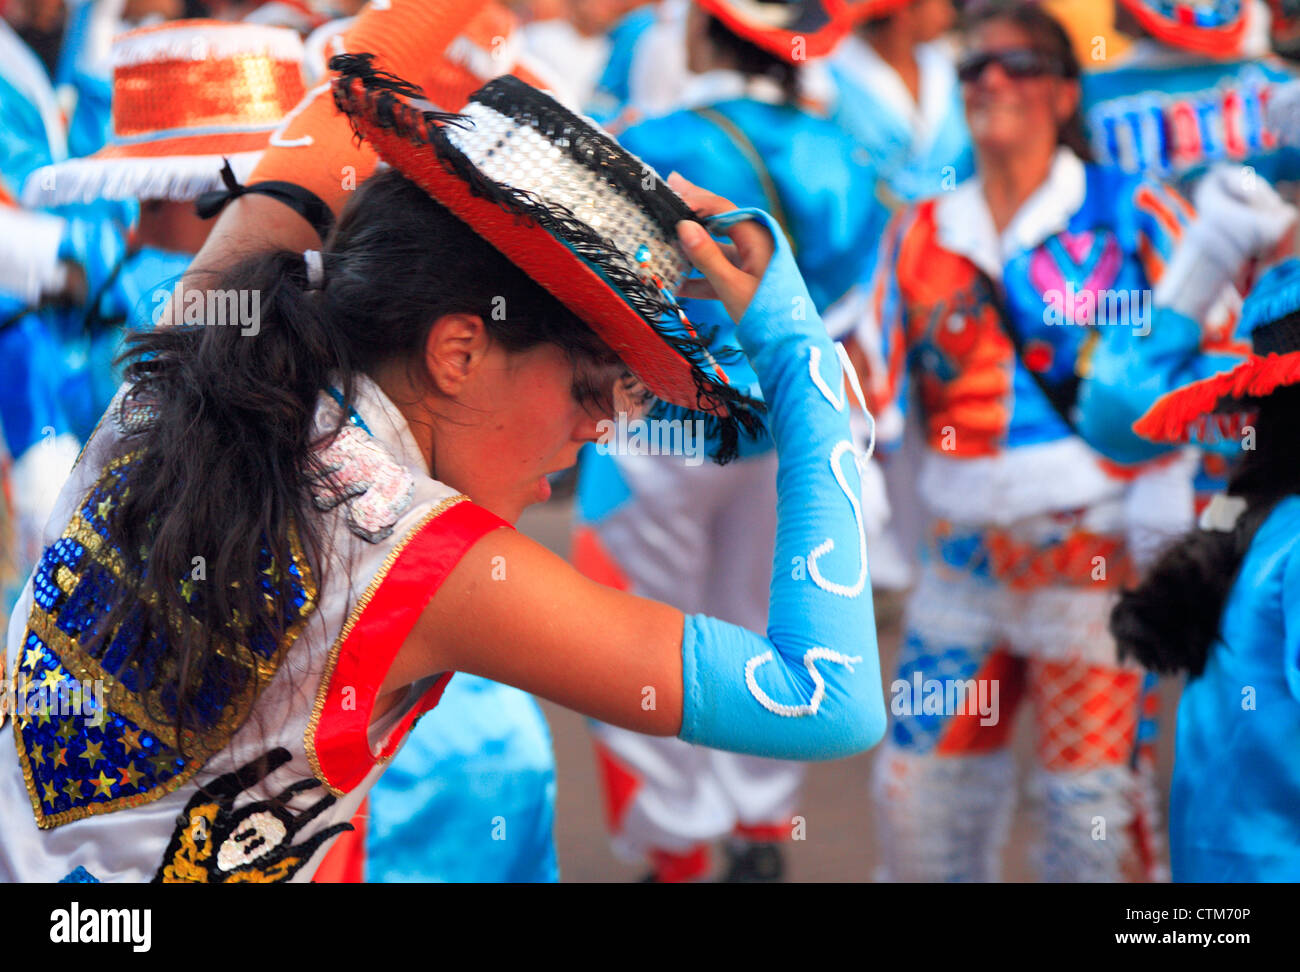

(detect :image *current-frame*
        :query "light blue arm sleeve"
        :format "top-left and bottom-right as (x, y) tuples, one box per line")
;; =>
(1078, 306), (1244, 463)
(677, 208), (886, 761)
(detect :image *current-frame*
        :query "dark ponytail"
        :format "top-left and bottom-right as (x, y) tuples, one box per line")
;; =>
(101, 167), (610, 752)
(1111, 384), (1300, 676)
(705, 14), (802, 105)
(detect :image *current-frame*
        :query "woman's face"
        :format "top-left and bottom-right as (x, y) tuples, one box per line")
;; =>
(418, 335), (627, 524)
(961, 19), (1079, 161)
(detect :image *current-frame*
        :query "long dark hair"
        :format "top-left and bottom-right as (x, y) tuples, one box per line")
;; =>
(100, 167), (610, 752)
(1111, 384), (1300, 676)
(705, 14), (802, 105)
(961, 0), (1095, 162)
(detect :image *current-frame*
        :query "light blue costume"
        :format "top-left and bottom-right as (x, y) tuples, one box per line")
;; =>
(828, 35), (974, 204)
(364, 675), (559, 882)
(1082, 44), (1300, 186)
(1169, 496), (1300, 881)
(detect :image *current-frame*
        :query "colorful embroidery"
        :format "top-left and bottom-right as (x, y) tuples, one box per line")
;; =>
(153, 748), (350, 883)
(13, 452), (318, 829)
(309, 423), (415, 543)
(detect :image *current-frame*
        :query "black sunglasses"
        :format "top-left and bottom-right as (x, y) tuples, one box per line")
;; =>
(956, 48), (1066, 84)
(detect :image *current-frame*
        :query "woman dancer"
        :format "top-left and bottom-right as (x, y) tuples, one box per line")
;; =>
(0, 59), (884, 882)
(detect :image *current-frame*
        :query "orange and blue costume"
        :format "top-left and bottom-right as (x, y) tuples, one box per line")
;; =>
(855, 146), (1206, 881)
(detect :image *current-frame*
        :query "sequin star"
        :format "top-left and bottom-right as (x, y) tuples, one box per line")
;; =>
(179, 578), (196, 602)
(39, 668), (62, 693)
(120, 727), (143, 753)
(62, 778), (82, 800)
(55, 718), (76, 742)
(118, 763), (144, 789)
(81, 739), (105, 768)
(53, 747), (68, 769)
(22, 646), (42, 671)
(91, 771), (115, 798)
(96, 497), (114, 520)
(147, 751), (177, 777)
(41, 781), (58, 805)
(29, 743), (45, 767)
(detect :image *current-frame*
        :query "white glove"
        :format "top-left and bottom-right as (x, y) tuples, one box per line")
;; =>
(1266, 78), (1300, 149)
(1154, 164), (1296, 320)
(1191, 163), (1296, 266)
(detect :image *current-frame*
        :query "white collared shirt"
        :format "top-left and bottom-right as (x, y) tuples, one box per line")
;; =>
(932, 146), (1087, 281)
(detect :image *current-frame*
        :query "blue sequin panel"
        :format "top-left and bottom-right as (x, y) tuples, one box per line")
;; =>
(14, 634), (186, 820)
(13, 451), (316, 826)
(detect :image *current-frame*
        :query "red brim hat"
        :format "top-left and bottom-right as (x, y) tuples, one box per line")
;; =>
(1117, 0), (1250, 59)
(846, 0), (914, 22)
(330, 54), (763, 455)
(696, 0), (852, 62)
(1135, 259), (1300, 443)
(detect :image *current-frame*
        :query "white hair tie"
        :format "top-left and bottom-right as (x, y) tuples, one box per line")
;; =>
(1198, 494), (1248, 533)
(303, 249), (325, 290)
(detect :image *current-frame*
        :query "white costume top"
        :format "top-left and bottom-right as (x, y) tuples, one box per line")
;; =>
(0, 376), (507, 882)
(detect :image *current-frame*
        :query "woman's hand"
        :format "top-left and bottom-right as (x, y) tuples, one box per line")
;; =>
(669, 172), (775, 323)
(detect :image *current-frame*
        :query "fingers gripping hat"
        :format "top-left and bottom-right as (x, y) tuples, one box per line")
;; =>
(329, 54), (764, 458)
(696, 0), (853, 62)
(1116, 0), (1250, 58)
(22, 20), (307, 207)
(1135, 259), (1300, 444)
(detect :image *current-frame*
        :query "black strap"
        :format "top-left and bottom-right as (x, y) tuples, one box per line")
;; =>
(690, 106), (797, 256)
(195, 159), (335, 241)
(81, 245), (137, 336)
(976, 269), (1081, 435)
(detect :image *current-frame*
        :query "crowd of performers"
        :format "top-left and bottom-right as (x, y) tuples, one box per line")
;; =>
(0, 0), (1297, 884)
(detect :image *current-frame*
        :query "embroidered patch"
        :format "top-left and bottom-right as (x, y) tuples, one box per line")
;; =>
(309, 424), (414, 543)
(13, 452), (318, 829)
(154, 748), (350, 883)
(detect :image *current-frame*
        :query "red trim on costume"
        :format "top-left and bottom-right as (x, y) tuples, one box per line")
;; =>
(733, 821), (791, 843)
(593, 741), (642, 833)
(311, 499), (510, 794)
(650, 845), (711, 883)
(349, 103), (722, 415)
(571, 527), (631, 591)
(935, 649), (1025, 756)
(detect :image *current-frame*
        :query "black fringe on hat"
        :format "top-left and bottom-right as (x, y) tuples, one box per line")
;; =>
(329, 53), (765, 463)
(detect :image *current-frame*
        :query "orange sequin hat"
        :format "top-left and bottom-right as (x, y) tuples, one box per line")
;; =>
(23, 20), (307, 207)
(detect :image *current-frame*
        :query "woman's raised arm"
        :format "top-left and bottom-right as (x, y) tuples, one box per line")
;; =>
(394, 178), (887, 760)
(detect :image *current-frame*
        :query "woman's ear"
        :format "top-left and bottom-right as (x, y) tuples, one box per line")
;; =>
(424, 312), (489, 396)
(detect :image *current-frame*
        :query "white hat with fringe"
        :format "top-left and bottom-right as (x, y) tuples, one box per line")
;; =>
(23, 19), (306, 208)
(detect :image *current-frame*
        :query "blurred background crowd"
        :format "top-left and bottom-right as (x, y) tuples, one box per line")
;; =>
(3, 0), (1300, 882)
